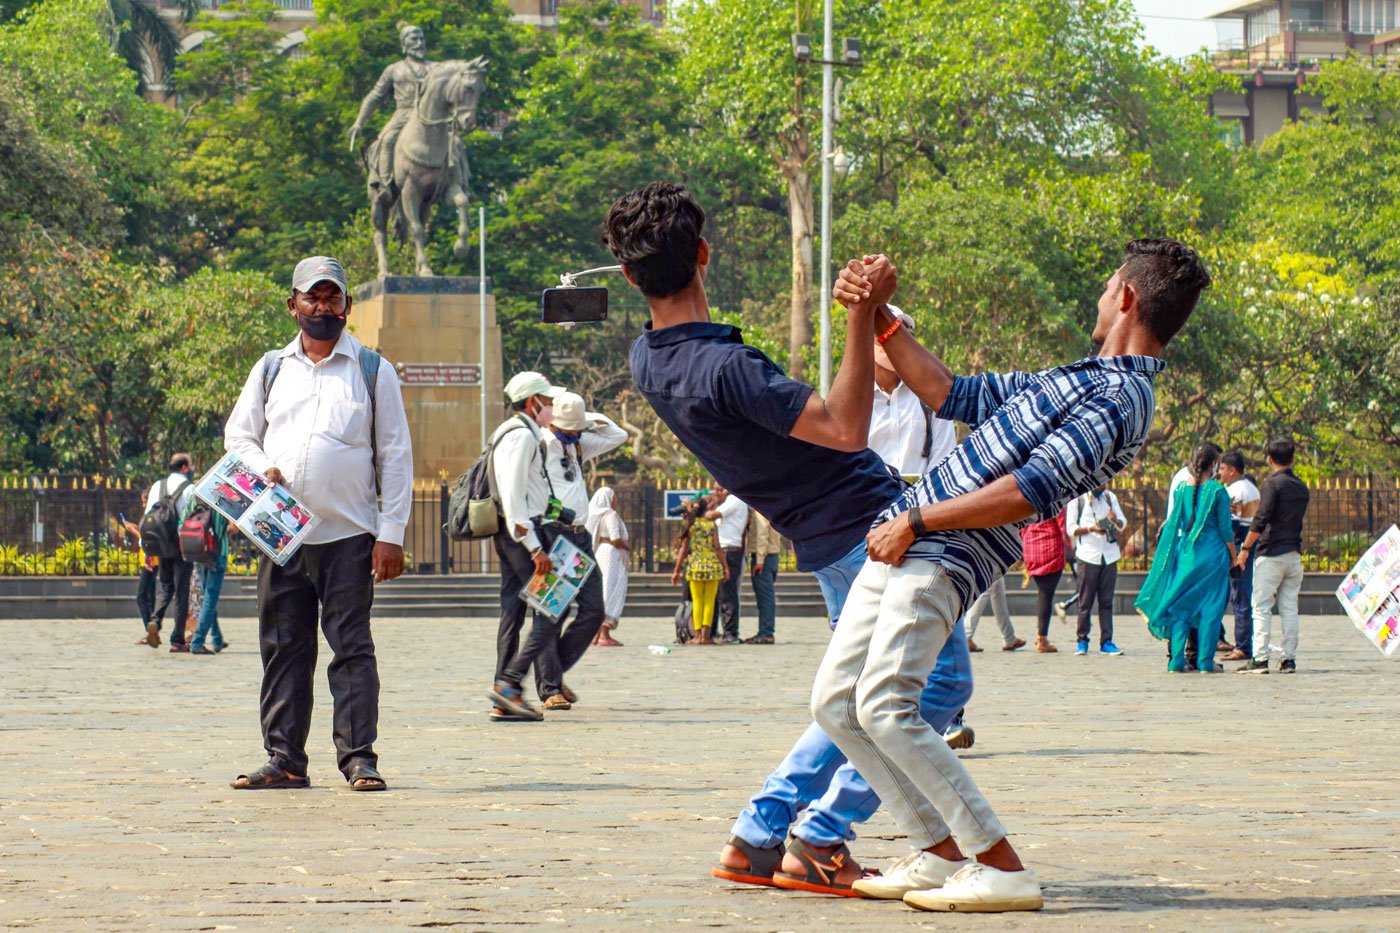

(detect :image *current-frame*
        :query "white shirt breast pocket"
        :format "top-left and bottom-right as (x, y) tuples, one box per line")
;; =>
(325, 400), (368, 443)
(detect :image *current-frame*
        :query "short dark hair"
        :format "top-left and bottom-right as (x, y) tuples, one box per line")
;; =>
(602, 182), (706, 298)
(170, 453), (192, 473)
(1266, 437), (1296, 467)
(1120, 238), (1211, 344)
(1221, 449), (1246, 473)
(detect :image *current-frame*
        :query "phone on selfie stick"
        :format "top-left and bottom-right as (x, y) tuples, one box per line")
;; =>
(540, 265), (620, 329)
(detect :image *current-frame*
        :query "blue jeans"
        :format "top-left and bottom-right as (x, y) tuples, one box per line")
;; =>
(1230, 522), (1255, 650)
(731, 541), (975, 848)
(190, 558), (226, 651)
(751, 554), (779, 639)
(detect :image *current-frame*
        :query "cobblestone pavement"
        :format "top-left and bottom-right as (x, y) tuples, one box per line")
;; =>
(1, 611), (1398, 931)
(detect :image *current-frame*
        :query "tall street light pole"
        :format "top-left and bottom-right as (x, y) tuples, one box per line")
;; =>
(818, 0), (835, 395)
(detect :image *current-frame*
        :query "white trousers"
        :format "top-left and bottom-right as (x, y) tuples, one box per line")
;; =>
(966, 576), (1016, 645)
(811, 558), (1007, 853)
(1251, 551), (1303, 661)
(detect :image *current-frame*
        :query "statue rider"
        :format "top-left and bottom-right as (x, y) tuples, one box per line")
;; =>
(349, 22), (433, 194)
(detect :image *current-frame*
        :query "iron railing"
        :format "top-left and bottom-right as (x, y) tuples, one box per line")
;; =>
(2, 474), (1397, 575)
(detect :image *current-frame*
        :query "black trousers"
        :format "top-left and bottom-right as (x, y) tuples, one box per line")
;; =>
(501, 525), (605, 695)
(136, 565), (157, 627)
(493, 530), (566, 697)
(1075, 559), (1117, 645)
(257, 533), (378, 778)
(1033, 570), (1062, 638)
(152, 556), (192, 643)
(716, 548), (745, 638)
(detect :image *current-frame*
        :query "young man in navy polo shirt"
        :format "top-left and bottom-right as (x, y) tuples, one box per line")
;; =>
(604, 182), (974, 895)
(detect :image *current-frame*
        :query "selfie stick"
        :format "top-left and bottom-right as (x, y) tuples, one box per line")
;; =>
(558, 265), (623, 288)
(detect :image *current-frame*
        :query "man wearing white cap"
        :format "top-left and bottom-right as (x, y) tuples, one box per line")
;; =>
(487, 371), (565, 720)
(522, 391), (627, 710)
(225, 255), (413, 792)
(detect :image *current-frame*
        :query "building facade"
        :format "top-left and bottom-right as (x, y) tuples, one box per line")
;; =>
(1209, 0), (1400, 144)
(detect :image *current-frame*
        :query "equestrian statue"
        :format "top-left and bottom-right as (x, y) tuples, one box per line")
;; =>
(349, 23), (487, 278)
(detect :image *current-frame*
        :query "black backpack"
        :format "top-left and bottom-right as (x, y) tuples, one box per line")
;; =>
(444, 416), (534, 541)
(139, 477), (191, 560)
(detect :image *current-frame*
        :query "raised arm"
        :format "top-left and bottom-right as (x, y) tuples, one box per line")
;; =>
(786, 259), (889, 452)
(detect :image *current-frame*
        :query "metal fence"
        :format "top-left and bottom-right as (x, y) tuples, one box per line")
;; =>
(3, 473), (1398, 575)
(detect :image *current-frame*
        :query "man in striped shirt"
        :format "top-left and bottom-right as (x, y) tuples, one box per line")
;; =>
(811, 239), (1210, 912)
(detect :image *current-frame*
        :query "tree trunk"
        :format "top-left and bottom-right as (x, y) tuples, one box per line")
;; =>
(782, 145), (814, 383)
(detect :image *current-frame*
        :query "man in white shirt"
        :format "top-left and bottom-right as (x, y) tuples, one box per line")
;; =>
(225, 255), (413, 792)
(1219, 449), (1260, 661)
(525, 391), (627, 708)
(142, 453), (196, 651)
(487, 371), (564, 721)
(867, 307), (957, 480)
(1065, 486), (1128, 656)
(707, 486), (750, 644)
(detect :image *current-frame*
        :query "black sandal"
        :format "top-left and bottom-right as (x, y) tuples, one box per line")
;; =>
(230, 763), (309, 790)
(348, 764), (387, 792)
(711, 835), (785, 887)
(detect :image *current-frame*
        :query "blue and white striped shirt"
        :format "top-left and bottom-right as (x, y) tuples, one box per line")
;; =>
(876, 355), (1165, 608)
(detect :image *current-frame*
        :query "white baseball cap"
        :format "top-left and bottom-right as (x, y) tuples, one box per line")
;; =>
(551, 392), (587, 431)
(504, 371), (564, 403)
(887, 304), (915, 332)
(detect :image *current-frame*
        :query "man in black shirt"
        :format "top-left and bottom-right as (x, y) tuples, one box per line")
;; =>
(1236, 438), (1310, 674)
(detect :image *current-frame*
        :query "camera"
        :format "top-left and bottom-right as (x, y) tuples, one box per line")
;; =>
(546, 498), (576, 526)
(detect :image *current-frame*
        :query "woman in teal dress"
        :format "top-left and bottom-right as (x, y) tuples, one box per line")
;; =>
(1135, 445), (1238, 672)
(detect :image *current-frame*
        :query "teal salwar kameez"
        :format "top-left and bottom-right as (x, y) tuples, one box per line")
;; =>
(1135, 479), (1234, 672)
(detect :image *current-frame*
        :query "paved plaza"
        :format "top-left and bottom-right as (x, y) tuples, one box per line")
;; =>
(2, 609), (1398, 931)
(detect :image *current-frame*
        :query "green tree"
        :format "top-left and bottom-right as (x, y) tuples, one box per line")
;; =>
(0, 0), (178, 253)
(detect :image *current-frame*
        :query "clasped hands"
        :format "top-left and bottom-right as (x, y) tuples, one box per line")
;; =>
(834, 254), (898, 315)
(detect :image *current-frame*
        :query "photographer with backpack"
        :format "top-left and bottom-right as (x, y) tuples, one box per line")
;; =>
(140, 453), (196, 652)
(224, 255), (413, 792)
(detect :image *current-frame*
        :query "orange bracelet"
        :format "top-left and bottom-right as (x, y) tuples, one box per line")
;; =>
(876, 318), (902, 345)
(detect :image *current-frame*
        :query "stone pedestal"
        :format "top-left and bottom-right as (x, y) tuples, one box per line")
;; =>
(352, 276), (505, 482)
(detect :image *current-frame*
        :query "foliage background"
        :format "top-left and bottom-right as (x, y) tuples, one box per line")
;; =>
(0, 0), (1396, 483)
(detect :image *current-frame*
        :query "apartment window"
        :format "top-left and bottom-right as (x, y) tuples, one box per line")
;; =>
(1246, 7), (1280, 45)
(1217, 119), (1245, 149)
(1291, 1), (1327, 29)
(1353, 0), (1398, 33)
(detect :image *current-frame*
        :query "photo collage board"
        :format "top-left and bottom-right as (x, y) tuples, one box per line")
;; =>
(192, 452), (321, 566)
(1336, 525), (1400, 657)
(521, 533), (597, 620)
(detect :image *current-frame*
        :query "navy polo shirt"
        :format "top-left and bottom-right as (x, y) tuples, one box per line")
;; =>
(629, 321), (903, 572)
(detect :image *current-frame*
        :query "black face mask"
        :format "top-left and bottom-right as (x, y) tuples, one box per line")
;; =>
(297, 312), (347, 342)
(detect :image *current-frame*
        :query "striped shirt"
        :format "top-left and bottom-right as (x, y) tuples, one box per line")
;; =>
(876, 355), (1165, 608)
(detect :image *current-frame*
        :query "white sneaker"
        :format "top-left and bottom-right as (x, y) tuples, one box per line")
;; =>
(903, 862), (1043, 912)
(852, 851), (970, 900)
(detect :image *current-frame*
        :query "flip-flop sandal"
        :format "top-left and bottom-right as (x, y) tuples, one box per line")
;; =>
(348, 764), (387, 792)
(230, 763), (310, 790)
(771, 837), (872, 897)
(711, 835), (785, 887)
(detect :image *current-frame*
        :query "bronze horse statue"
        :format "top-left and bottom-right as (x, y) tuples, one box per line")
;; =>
(362, 57), (487, 277)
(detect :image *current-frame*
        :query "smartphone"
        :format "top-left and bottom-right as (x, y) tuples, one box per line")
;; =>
(540, 286), (608, 325)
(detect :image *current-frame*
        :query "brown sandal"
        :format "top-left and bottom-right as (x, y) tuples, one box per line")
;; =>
(770, 837), (875, 897)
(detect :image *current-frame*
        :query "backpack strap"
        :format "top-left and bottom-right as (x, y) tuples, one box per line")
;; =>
(358, 346), (382, 497)
(260, 349), (283, 402)
(484, 416), (531, 500)
(920, 402), (934, 460)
